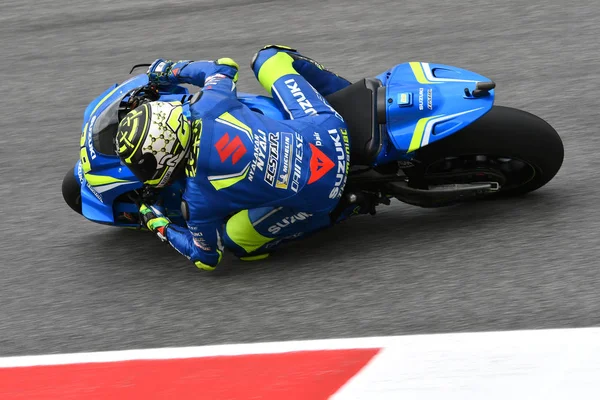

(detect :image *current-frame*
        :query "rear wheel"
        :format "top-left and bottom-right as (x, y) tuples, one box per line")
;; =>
(62, 166), (82, 214)
(412, 106), (564, 196)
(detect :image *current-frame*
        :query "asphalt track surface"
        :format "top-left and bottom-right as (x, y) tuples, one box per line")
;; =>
(1, 0), (599, 357)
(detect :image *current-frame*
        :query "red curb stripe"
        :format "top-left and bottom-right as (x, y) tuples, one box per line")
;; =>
(0, 348), (380, 400)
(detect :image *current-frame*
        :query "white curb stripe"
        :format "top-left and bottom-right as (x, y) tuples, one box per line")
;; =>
(331, 327), (600, 399)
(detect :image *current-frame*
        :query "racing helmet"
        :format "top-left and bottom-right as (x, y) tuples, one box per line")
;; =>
(116, 101), (191, 188)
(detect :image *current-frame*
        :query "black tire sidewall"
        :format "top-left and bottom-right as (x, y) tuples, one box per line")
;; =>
(413, 106), (564, 195)
(62, 166), (83, 214)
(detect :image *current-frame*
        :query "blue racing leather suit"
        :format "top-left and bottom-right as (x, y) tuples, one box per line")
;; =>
(160, 47), (352, 270)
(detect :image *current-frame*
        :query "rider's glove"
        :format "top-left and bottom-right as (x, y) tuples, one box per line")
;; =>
(148, 58), (240, 86)
(139, 204), (170, 242)
(214, 57), (240, 83)
(147, 58), (192, 86)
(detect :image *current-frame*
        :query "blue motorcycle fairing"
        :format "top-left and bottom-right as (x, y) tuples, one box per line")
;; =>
(77, 77), (285, 225)
(75, 62), (495, 227)
(76, 159), (140, 224)
(79, 74), (190, 224)
(375, 62), (494, 159)
(76, 158), (187, 226)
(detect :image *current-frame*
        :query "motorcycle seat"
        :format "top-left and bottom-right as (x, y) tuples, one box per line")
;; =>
(325, 78), (386, 166)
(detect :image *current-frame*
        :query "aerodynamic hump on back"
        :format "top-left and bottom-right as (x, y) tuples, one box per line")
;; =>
(376, 62), (495, 154)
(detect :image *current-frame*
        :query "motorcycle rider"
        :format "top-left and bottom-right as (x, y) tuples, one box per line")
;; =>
(116, 45), (355, 271)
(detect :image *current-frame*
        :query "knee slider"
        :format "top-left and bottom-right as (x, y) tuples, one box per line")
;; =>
(192, 249), (223, 272)
(194, 261), (216, 271)
(239, 253), (270, 262)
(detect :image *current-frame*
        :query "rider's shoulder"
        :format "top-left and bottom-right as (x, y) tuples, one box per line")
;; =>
(188, 90), (232, 118)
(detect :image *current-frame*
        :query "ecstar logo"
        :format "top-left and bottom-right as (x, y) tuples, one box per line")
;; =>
(264, 132), (279, 185)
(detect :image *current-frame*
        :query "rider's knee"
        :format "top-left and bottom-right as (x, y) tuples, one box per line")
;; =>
(224, 210), (275, 259)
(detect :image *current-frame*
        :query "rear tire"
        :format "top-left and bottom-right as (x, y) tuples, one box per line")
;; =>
(414, 106), (564, 196)
(62, 166), (82, 214)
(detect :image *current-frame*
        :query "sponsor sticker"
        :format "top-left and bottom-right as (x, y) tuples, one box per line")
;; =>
(264, 132), (279, 186)
(291, 132), (304, 193)
(327, 128), (350, 199)
(313, 132), (323, 146)
(284, 78), (318, 116)
(205, 73), (226, 87)
(418, 88), (433, 111)
(215, 133), (247, 165)
(78, 162), (104, 203)
(427, 88), (433, 110)
(308, 144), (334, 185)
(248, 129), (267, 182)
(87, 115), (97, 160)
(275, 132), (294, 190)
(192, 231), (211, 251)
(267, 212), (313, 234)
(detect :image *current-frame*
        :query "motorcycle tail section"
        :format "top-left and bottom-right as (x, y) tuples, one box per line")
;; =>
(375, 62), (495, 154)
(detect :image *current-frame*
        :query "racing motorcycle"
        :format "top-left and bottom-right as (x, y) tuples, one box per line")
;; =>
(62, 61), (564, 228)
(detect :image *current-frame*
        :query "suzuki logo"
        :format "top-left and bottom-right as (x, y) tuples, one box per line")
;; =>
(284, 78), (318, 116)
(215, 133), (247, 165)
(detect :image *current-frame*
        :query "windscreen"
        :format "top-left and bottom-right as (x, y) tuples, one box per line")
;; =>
(91, 94), (127, 156)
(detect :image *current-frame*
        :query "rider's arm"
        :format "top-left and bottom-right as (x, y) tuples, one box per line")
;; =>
(166, 219), (224, 271)
(163, 185), (227, 271)
(148, 58), (239, 98)
(139, 203), (224, 271)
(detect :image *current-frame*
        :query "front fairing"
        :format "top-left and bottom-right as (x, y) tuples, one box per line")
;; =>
(78, 74), (190, 224)
(77, 76), (283, 225)
(82, 74), (148, 131)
